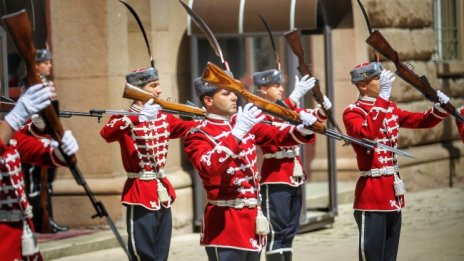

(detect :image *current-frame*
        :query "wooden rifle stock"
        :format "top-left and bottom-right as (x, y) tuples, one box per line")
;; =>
(284, 29), (349, 134)
(202, 62), (326, 134)
(284, 29), (350, 144)
(202, 63), (415, 158)
(2, 10), (77, 163)
(39, 167), (52, 233)
(123, 83), (206, 118)
(366, 30), (464, 122)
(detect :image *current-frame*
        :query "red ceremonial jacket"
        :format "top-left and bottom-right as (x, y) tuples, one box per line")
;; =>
(0, 125), (66, 261)
(184, 113), (314, 251)
(343, 96), (448, 211)
(258, 98), (322, 186)
(457, 107), (464, 142)
(100, 104), (197, 210)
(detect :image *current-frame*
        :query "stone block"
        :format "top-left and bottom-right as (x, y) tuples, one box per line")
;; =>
(368, 0), (433, 28)
(399, 141), (464, 191)
(368, 28), (435, 61)
(52, 194), (124, 228)
(50, 0), (109, 78)
(151, 0), (188, 32)
(441, 78), (464, 97)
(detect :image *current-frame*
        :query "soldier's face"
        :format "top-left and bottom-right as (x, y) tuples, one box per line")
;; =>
(204, 89), (237, 116)
(142, 80), (162, 97)
(259, 83), (284, 102)
(358, 76), (380, 98)
(35, 60), (52, 76)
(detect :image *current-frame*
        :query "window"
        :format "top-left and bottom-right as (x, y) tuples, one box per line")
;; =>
(433, 0), (463, 61)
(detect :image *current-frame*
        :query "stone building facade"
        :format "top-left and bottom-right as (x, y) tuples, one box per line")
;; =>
(5, 0), (460, 233)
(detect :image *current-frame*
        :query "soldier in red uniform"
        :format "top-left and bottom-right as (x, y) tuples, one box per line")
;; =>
(456, 106), (464, 142)
(184, 77), (317, 261)
(252, 69), (331, 261)
(0, 84), (79, 261)
(343, 62), (450, 261)
(100, 67), (198, 261)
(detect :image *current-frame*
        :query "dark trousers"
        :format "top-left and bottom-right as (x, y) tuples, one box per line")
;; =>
(205, 247), (261, 261)
(126, 205), (172, 261)
(354, 210), (402, 261)
(23, 164), (57, 233)
(261, 184), (302, 255)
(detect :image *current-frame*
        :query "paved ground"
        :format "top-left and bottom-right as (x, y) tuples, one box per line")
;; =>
(48, 187), (464, 261)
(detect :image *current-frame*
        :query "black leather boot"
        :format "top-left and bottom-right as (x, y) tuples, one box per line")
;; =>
(266, 253), (285, 261)
(47, 186), (68, 233)
(28, 195), (43, 232)
(49, 219), (69, 233)
(283, 251), (292, 261)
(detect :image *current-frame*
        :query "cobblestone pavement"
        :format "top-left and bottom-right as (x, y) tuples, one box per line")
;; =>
(50, 187), (464, 261)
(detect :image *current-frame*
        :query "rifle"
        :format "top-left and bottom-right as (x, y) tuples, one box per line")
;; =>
(60, 108), (204, 123)
(202, 62), (415, 158)
(59, 111), (106, 122)
(2, 10), (131, 258)
(365, 30), (464, 122)
(122, 83), (206, 118)
(284, 29), (350, 140)
(0, 101), (16, 112)
(39, 167), (52, 233)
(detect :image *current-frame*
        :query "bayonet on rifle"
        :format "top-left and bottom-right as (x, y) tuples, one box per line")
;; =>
(202, 62), (414, 158)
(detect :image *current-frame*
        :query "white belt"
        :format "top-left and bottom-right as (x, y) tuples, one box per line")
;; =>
(0, 210), (23, 222)
(208, 198), (259, 209)
(361, 165), (399, 177)
(263, 149), (299, 159)
(127, 170), (165, 180)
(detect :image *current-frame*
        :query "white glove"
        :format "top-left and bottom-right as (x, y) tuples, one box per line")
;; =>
(139, 99), (161, 122)
(436, 90), (449, 104)
(317, 96), (332, 116)
(378, 69), (395, 100)
(31, 114), (46, 131)
(289, 75), (316, 104)
(5, 84), (52, 131)
(322, 95), (332, 110)
(60, 130), (79, 156)
(231, 103), (265, 140)
(297, 111), (317, 135)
